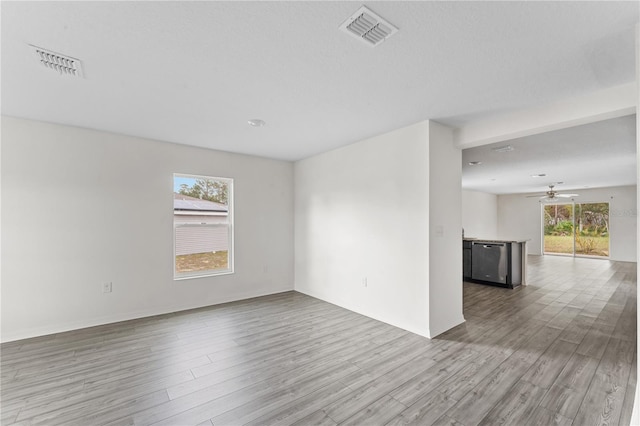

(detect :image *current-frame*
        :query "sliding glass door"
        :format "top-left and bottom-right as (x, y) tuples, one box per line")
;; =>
(543, 202), (609, 257)
(574, 203), (610, 256)
(543, 204), (574, 255)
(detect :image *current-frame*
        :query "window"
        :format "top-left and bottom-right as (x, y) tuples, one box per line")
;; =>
(173, 173), (233, 279)
(543, 202), (609, 258)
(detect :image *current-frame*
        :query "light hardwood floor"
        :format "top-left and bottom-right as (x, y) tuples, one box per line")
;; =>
(1, 255), (636, 425)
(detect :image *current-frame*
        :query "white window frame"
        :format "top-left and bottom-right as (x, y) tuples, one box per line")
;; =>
(173, 173), (234, 280)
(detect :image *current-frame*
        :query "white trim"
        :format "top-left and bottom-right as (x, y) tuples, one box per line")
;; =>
(174, 211), (227, 216)
(0, 288), (294, 343)
(294, 287), (431, 338)
(427, 315), (466, 339)
(631, 22), (639, 426)
(174, 270), (235, 281)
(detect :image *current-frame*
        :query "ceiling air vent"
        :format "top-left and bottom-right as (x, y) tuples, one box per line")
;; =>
(339, 6), (398, 47)
(30, 45), (84, 78)
(491, 145), (515, 153)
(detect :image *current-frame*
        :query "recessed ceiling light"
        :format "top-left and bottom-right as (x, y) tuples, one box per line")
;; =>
(531, 173), (546, 178)
(247, 119), (266, 127)
(492, 145), (514, 153)
(468, 161), (482, 166)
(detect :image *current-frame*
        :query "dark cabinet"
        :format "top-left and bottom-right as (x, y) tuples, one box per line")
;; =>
(463, 240), (472, 279)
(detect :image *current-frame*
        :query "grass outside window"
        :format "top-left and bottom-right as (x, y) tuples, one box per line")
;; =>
(544, 235), (609, 257)
(175, 251), (229, 273)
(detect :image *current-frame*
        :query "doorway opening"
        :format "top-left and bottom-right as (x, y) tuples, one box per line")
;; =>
(543, 202), (609, 258)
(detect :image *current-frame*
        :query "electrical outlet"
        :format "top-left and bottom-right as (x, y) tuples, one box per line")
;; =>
(102, 282), (112, 293)
(363, 277), (368, 287)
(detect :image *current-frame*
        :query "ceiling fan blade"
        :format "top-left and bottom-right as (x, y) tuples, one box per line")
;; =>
(525, 194), (546, 198)
(556, 193), (579, 198)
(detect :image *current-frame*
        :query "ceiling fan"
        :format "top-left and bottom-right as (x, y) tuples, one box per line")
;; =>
(526, 184), (579, 201)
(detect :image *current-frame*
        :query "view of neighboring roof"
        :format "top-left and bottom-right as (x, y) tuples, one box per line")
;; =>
(173, 193), (228, 212)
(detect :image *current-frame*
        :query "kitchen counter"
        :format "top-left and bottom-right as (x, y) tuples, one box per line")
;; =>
(464, 238), (528, 244)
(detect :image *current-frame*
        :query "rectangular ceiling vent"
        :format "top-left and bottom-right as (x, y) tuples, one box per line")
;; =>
(491, 145), (515, 153)
(30, 45), (84, 78)
(339, 6), (398, 47)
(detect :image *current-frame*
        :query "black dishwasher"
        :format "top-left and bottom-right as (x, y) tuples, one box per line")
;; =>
(472, 242), (508, 285)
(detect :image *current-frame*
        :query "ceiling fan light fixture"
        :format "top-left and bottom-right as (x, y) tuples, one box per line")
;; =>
(526, 184), (580, 200)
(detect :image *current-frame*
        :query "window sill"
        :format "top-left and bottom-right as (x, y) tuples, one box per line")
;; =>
(174, 270), (234, 281)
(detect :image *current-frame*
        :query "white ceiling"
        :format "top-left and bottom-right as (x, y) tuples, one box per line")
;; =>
(2, 1), (637, 163)
(462, 114), (637, 195)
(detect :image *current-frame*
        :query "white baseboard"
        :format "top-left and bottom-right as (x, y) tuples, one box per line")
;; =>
(427, 315), (466, 338)
(1, 286), (293, 343)
(295, 287), (431, 339)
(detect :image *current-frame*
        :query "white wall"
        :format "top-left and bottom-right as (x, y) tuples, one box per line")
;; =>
(1, 117), (294, 342)
(294, 120), (464, 338)
(428, 122), (464, 337)
(496, 194), (544, 254)
(497, 185), (637, 261)
(462, 190), (498, 239)
(294, 121), (430, 336)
